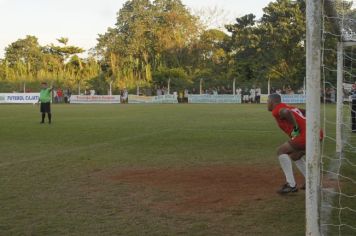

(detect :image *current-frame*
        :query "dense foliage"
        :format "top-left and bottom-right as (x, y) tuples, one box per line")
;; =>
(0, 0), (354, 94)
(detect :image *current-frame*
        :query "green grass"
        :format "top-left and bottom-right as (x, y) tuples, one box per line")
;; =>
(0, 104), (354, 235)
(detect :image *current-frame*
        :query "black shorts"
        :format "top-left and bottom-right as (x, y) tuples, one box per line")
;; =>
(40, 102), (51, 113)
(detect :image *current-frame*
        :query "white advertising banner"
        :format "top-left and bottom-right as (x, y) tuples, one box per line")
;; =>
(281, 94), (306, 104)
(188, 94), (242, 104)
(260, 94), (306, 104)
(128, 95), (178, 104)
(152, 95), (178, 104)
(0, 93), (40, 104)
(70, 95), (121, 104)
(128, 95), (154, 104)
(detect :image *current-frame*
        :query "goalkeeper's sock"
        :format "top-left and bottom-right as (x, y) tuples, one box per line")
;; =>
(41, 113), (45, 123)
(48, 113), (52, 124)
(279, 154), (296, 187)
(295, 158), (306, 177)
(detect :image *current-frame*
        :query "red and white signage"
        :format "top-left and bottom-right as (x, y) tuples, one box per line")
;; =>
(70, 95), (121, 104)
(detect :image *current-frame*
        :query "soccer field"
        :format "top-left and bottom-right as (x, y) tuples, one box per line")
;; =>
(0, 104), (335, 235)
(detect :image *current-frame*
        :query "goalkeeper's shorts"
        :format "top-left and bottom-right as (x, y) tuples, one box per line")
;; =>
(288, 129), (324, 151)
(289, 132), (306, 150)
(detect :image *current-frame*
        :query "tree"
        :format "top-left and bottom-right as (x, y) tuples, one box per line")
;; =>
(153, 66), (190, 91)
(4, 35), (44, 78)
(188, 29), (230, 89)
(47, 38), (84, 61)
(95, 0), (202, 93)
(63, 55), (100, 94)
(57, 37), (69, 46)
(152, 0), (200, 66)
(225, 0), (307, 89)
(260, 0), (305, 86)
(96, 0), (155, 91)
(226, 14), (262, 84)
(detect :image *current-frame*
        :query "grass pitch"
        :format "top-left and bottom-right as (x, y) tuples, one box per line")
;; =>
(0, 104), (352, 235)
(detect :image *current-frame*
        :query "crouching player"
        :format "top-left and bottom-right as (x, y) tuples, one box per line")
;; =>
(267, 93), (323, 194)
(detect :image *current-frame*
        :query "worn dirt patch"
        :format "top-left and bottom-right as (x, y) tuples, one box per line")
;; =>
(108, 165), (304, 213)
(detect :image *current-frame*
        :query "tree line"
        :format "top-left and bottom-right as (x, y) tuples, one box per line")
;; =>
(0, 0), (354, 94)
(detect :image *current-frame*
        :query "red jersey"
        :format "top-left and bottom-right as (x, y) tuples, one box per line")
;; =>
(57, 89), (63, 97)
(272, 103), (306, 138)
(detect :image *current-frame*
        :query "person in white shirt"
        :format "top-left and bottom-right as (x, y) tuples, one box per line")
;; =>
(122, 88), (128, 104)
(256, 87), (261, 104)
(250, 88), (256, 103)
(236, 87), (242, 96)
(52, 89), (58, 103)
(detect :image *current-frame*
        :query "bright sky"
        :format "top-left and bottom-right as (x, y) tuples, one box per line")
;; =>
(0, 0), (274, 58)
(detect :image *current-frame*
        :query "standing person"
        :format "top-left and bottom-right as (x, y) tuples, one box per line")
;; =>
(123, 88), (128, 104)
(57, 87), (63, 103)
(53, 88), (58, 103)
(184, 89), (189, 103)
(268, 93), (310, 194)
(236, 87), (242, 97)
(243, 87), (250, 103)
(249, 87), (256, 103)
(352, 87), (356, 132)
(38, 82), (53, 124)
(256, 87), (262, 104)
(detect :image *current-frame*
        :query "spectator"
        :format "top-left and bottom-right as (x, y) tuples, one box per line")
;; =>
(330, 87), (336, 103)
(184, 89), (189, 102)
(352, 82), (356, 94)
(236, 87), (242, 97)
(285, 85), (293, 95)
(256, 87), (261, 104)
(64, 88), (71, 103)
(243, 87), (250, 103)
(57, 88), (63, 103)
(53, 89), (58, 103)
(351, 85), (356, 131)
(122, 88), (128, 104)
(178, 90), (184, 103)
(250, 87), (256, 103)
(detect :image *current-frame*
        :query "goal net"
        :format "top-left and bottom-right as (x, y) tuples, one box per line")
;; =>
(317, 0), (356, 235)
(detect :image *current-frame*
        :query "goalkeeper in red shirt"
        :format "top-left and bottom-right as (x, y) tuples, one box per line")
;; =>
(268, 93), (308, 194)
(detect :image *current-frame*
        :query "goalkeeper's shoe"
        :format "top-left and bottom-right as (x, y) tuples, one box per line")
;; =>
(277, 183), (298, 194)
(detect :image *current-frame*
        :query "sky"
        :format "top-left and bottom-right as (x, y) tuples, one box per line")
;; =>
(0, 0), (274, 58)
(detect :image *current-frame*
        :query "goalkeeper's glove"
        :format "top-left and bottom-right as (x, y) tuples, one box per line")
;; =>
(291, 126), (300, 139)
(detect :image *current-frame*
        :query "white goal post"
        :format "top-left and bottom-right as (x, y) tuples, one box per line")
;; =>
(306, 1), (322, 235)
(306, 0), (356, 235)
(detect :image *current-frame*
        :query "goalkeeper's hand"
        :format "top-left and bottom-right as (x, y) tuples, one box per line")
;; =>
(291, 126), (300, 139)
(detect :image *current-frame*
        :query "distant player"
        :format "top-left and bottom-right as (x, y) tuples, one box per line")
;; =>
(38, 82), (53, 124)
(268, 93), (308, 194)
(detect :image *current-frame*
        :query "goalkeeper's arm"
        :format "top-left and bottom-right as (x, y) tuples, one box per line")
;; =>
(279, 108), (300, 137)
